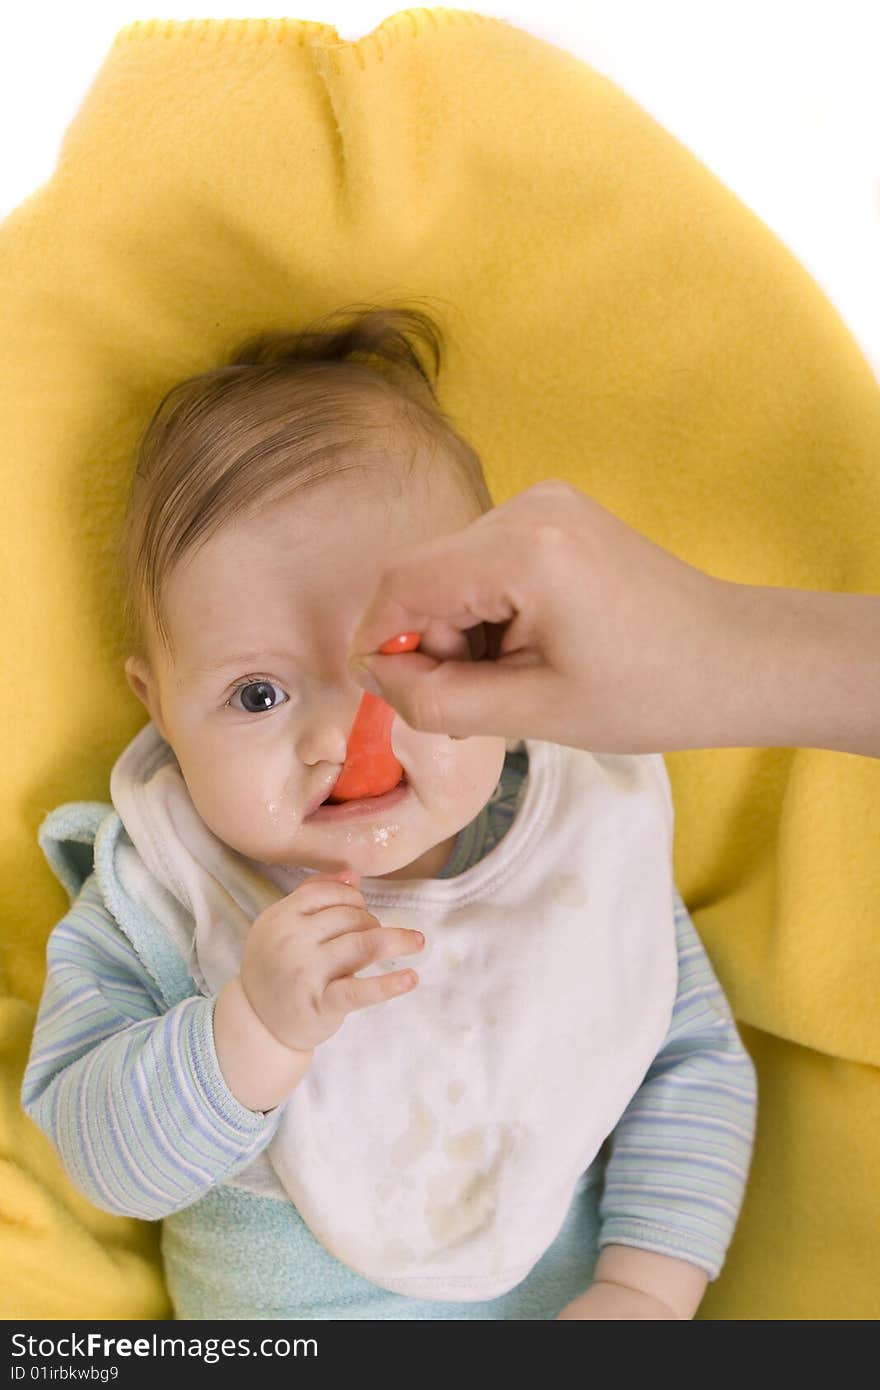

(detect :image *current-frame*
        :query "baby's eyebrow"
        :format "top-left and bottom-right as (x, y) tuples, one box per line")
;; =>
(187, 652), (294, 677)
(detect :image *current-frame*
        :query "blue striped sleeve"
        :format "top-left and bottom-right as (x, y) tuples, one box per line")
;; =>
(596, 888), (758, 1280)
(21, 875), (280, 1221)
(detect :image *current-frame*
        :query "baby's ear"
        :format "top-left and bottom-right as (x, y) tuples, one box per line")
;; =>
(124, 656), (168, 739)
(124, 655), (151, 708)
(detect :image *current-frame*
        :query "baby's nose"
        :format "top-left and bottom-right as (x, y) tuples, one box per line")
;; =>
(326, 632), (420, 802)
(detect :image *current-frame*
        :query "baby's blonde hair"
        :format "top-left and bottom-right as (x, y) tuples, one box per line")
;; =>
(117, 300), (493, 668)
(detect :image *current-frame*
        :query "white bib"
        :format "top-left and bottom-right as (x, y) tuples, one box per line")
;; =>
(110, 722), (677, 1300)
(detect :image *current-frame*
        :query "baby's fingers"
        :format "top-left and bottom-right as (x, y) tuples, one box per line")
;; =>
(322, 924), (425, 976)
(323, 968), (418, 1016)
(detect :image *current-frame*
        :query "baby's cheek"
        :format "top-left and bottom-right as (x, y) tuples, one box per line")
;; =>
(418, 736), (506, 815)
(186, 757), (301, 844)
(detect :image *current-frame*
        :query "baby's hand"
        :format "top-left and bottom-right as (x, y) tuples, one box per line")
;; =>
(555, 1282), (680, 1319)
(239, 870), (425, 1054)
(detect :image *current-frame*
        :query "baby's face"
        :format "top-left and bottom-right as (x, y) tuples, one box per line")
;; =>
(125, 464), (507, 880)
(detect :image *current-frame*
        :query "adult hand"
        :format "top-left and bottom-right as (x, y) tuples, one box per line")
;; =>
(346, 479), (725, 754)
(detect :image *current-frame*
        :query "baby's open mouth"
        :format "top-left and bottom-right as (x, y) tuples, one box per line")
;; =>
(304, 775), (411, 825)
(320, 771), (409, 807)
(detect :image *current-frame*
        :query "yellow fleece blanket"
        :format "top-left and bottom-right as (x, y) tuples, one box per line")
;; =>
(2, 8), (878, 1320)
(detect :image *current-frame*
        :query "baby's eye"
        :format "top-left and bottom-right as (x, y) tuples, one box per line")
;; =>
(227, 678), (290, 715)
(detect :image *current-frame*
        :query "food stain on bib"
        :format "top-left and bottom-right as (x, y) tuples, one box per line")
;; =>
(551, 873), (588, 909)
(425, 1124), (518, 1247)
(446, 1079), (466, 1105)
(443, 1127), (484, 1164)
(381, 1237), (416, 1267)
(391, 1096), (436, 1168)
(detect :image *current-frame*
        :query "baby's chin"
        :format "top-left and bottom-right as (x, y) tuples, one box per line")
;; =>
(260, 830), (456, 880)
(246, 806), (464, 880)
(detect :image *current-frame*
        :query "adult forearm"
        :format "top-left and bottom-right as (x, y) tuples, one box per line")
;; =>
(702, 580), (880, 757)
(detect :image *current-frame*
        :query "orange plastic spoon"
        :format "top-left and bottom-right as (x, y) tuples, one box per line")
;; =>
(326, 633), (421, 802)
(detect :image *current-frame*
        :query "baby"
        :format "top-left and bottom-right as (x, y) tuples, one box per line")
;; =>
(22, 304), (757, 1320)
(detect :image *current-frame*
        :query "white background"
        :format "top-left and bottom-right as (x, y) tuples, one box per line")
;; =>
(2, 1), (878, 377)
